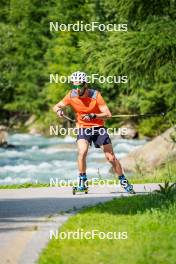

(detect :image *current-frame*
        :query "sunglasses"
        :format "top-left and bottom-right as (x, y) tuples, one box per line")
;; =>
(71, 83), (85, 89)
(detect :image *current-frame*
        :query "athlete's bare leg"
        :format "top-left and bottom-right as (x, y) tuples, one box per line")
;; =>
(101, 143), (135, 193)
(77, 139), (89, 173)
(101, 143), (123, 176)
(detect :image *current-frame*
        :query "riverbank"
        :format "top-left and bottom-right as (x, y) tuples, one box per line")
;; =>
(0, 159), (175, 189)
(120, 126), (176, 172)
(0, 127), (175, 186)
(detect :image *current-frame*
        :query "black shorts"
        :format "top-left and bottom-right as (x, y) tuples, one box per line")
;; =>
(77, 126), (111, 148)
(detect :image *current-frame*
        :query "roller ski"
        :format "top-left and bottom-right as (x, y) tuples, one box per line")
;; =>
(72, 174), (88, 195)
(119, 175), (136, 194)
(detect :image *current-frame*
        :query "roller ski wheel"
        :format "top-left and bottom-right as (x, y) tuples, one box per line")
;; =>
(72, 186), (88, 195)
(125, 185), (136, 194)
(72, 187), (76, 195)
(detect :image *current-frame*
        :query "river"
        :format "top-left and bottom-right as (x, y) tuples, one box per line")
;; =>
(0, 133), (146, 185)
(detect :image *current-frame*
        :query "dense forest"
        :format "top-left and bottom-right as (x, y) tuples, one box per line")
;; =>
(0, 0), (176, 136)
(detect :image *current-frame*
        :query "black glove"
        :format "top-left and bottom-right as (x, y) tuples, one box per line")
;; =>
(82, 113), (96, 121)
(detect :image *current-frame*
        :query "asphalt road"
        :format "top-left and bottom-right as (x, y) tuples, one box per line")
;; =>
(0, 184), (160, 264)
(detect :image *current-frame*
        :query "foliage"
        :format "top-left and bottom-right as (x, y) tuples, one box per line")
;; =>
(155, 181), (176, 197)
(0, 0), (176, 136)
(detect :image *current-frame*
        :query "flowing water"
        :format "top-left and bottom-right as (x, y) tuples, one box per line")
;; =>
(0, 133), (146, 185)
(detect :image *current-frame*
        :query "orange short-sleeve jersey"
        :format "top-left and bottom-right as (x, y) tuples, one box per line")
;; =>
(60, 89), (107, 128)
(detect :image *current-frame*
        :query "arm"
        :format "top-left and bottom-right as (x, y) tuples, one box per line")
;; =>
(82, 92), (112, 120)
(53, 101), (66, 113)
(95, 92), (112, 119)
(94, 105), (112, 119)
(53, 92), (71, 117)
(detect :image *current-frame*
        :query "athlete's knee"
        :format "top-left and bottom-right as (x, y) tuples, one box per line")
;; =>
(78, 150), (87, 159)
(105, 153), (116, 163)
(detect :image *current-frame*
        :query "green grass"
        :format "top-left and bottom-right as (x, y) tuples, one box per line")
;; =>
(38, 189), (176, 264)
(0, 183), (50, 189)
(130, 160), (176, 184)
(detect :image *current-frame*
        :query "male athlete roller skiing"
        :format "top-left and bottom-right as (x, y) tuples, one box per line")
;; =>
(53, 71), (135, 194)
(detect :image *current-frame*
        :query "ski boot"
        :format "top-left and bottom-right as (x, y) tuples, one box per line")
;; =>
(119, 175), (136, 194)
(73, 174), (88, 195)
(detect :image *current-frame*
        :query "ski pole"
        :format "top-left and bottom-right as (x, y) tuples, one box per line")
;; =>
(63, 114), (76, 123)
(112, 112), (166, 118)
(62, 112), (166, 123)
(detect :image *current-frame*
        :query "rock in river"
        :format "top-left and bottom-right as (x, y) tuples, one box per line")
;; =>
(120, 127), (176, 172)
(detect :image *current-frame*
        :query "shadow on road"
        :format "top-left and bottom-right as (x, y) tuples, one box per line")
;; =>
(0, 196), (116, 232)
(0, 196), (114, 218)
(1, 188), (174, 233)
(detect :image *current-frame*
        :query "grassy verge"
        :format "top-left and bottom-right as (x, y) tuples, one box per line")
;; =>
(130, 160), (176, 184)
(38, 189), (176, 264)
(0, 183), (49, 189)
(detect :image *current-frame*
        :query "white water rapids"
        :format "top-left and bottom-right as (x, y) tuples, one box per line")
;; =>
(0, 133), (146, 185)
